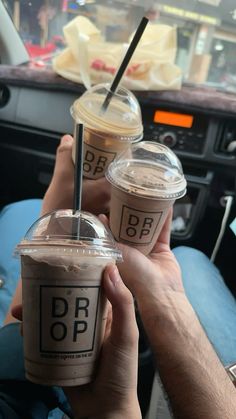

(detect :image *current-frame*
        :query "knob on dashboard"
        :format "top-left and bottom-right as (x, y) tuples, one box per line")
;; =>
(159, 132), (177, 148)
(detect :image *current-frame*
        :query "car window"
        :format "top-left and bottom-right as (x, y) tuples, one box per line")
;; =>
(3, 0), (236, 93)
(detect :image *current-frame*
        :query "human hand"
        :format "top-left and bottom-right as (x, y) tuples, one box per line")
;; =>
(12, 266), (141, 419)
(100, 209), (184, 315)
(82, 177), (111, 215)
(41, 134), (111, 216)
(41, 135), (74, 215)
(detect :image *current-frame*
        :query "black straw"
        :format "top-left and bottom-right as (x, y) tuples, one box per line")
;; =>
(101, 16), (149, 112)
(73, 123), (84, 213)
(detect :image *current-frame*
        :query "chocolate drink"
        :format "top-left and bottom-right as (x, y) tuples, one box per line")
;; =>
(21, 253), (111, 386)
(109, 177), (174, 256)
(71, 83), (143, 180)
(106, 142), (187, 255)
(81, 128), (133, 179)
(17, 210), (122, 386)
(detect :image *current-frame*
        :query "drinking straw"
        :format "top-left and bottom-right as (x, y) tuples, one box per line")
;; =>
(72, 123), (84, 237)
(101, 16), (149, 112)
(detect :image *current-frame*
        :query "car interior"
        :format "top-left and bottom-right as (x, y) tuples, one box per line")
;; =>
(0, 0), (236, 418)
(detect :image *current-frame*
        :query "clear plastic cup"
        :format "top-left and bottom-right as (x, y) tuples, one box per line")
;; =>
(16, 210), (122, 387)
(106, 141), (187, 255)
(71, 83), (143, 179)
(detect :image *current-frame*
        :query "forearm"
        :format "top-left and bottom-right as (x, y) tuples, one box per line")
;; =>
(71, 403), (141, 419)
(138, 291), (236, 419)
(93, 407), (141, 419)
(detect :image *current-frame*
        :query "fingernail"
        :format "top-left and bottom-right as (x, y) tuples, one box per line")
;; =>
(108, 265), (121, 287)
(60, 135), (73, 145)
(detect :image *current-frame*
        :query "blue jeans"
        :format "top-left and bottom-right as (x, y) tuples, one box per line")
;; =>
(174, 246), (236, 366)
(0, 199), (42, 326)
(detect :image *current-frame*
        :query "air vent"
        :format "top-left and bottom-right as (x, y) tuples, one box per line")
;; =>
(216, 122), (236, 155)
(0, 84), (10, 108)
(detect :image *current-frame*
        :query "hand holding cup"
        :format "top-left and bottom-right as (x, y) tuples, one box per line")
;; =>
(106, 141), (187, 255)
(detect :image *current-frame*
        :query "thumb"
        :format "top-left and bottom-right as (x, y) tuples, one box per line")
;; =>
(103, 265), (138, 349)
(11, 304), (23, 322)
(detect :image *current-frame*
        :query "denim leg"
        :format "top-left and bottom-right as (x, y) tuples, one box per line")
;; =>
(173, 246), (236, 366)
(0, 199), (42, 326)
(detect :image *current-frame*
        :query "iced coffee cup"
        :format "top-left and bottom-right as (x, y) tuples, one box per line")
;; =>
(71, 83), (143, 179)
(106, 141), (187, 255)
(16, 209), (122, 387)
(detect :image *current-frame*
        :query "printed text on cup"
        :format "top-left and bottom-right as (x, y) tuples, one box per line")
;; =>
(119, 206), (163, 245)
(40, 285), (100, 353)
(83, 143), (116, 178)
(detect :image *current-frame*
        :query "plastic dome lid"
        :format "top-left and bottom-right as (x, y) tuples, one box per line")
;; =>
(71, 83), (143, 141)
(16, 210), (122, 260)
(106, 141), (187, 200)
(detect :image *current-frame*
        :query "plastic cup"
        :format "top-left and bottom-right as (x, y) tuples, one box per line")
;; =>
(71, 83), (143, 179)
(16, 210), (122, 387)
(106, 141), (187, 255)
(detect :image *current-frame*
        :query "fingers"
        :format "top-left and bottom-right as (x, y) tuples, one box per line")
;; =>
(11, 304), (23, 321)
(151, 207), (173, 253)
(41, 134), (74, 215)
(98, 213), (109, 228)
(99, 214), (152, 297)
(54, 135), (74, 176)
(82, 178), (111, 215)
(103, 303), (112, 342)
(64, 267), (139, 419)
(58, 134), (74, 150)
(4, 280), (23, 325)
(158, 207), (173, 245)
(103, 265), (138, 348)
(11, 304), (23, 336)
(43, 133), (111, 216)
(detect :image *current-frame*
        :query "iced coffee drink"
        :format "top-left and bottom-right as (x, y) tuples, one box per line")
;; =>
(71, 83), (143, 179)
(106, 142), (187, 255)
(16, 210), (122, 386)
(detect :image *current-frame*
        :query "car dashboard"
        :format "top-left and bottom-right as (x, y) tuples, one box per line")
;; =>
(0, 64), (236, 288)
